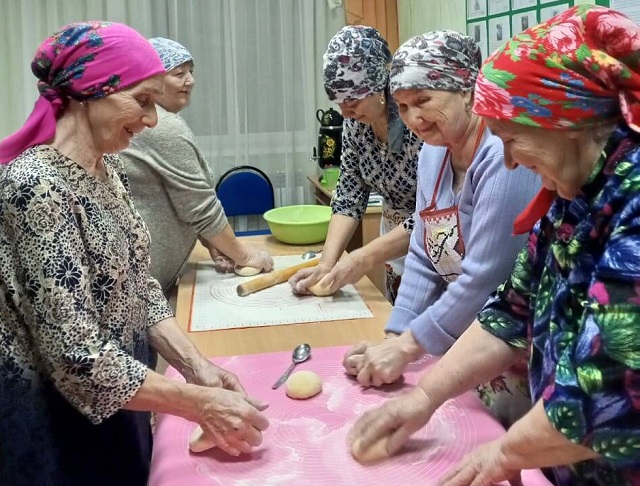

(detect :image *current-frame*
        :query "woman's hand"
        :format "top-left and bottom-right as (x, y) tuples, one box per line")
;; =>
(208, 246), (235, 273)
(185, 360), (247, 395)
(194, 387), (270, 457)
(438, 439), (523, 486)
(343, 341), (369, 375)
(344, 333), (424, 387)
(288, 262), (332, 294)
(347, 387), (435, 459)
(320, 249), (372, 294)
(236, 248), (274, 272)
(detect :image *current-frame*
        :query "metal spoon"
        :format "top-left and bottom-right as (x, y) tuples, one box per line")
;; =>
(301, 248), (322, 260)
(272, 343), (312, 389)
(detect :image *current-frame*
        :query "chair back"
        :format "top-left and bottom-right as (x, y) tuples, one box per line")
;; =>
(215, 166), (275, 236)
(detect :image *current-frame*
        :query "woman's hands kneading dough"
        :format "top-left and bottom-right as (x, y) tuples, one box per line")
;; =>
(347, 387), (435, 464)
(189, 387), (269, 455)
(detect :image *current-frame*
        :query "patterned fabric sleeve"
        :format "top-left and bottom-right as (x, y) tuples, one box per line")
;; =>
(543, 194), (640, 469)
(146, 275), (174, 326)
(2, 173), (148, 424)
(478, 237), (534, 350)
(403, 214), (414, 232)
(330, 119), (371, 221)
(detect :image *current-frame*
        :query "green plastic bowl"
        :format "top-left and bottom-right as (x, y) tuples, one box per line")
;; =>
(263, 205), (332, 244)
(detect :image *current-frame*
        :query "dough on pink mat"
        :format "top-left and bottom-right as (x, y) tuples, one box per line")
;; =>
(285, 370), (322, 399)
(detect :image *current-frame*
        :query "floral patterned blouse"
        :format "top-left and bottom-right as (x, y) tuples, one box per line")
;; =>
(479, 125), (640, 485)
(0, 146), (173, 484)
(331, 98), (422, 231)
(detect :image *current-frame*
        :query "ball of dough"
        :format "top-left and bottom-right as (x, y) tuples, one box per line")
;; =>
(285, 370), (322, 399)
(350, 436), (390, 464)
(309, 280), (336, 297)
(189, 425), (216, 453)
(234, 265), (262, 277)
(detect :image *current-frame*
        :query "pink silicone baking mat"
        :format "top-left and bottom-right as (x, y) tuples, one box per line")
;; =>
(149, 345), (552, 486)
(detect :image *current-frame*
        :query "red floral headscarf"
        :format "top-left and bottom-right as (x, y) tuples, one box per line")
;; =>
(473, 5), (640, 233)
(474, 5), (640, 131)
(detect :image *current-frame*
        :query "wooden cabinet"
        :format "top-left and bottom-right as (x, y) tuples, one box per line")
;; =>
(308, 175), (386, 295)
(344, 0), (400, 52)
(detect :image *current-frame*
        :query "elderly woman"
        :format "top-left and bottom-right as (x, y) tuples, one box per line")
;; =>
(343, 31), (539, 426)
(0, 23), (267, 486)
(289, 26), (423, 303)
(348, 6), (640, 485)
(121, 38), (273, 294)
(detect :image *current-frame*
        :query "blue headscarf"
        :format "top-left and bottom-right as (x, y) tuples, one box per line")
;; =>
(323, 26), (392, 103)
(149, 37), (193, 72)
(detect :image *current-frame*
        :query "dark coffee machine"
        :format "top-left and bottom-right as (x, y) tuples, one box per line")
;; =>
(314, 108), (343, 168)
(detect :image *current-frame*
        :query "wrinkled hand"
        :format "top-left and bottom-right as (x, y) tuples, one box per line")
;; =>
(438, 439), (523, 486)
(185, 360), (246, 395)
(343, 341), (370, 376)
(236, 248), (274, 273)
(348, 387), (435, 460)
(343, 333), (423, 387)
(194, 387), (269, 457)
(320, 250), (370, 295)
(289, 262), (332, 295)
(208, 247), (235, 273)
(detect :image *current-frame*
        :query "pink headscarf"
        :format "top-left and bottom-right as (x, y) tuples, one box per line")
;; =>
(0, 21), (165, 164)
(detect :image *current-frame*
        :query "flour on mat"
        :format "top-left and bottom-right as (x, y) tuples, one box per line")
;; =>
(324, 381), (345, 412)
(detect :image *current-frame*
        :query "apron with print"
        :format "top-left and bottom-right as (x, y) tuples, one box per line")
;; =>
(419, 153), (465, 283)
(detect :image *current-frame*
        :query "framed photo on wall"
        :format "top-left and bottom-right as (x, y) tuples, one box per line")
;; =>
(488, 0), (510, 15)
(488, 15), (511, 54)
(468, 0), (487, 19)
(467, 20), (489, 60)
(511, 10), (538, 34)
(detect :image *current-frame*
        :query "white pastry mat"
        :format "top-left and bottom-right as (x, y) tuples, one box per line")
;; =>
(188, 256), (373, 331)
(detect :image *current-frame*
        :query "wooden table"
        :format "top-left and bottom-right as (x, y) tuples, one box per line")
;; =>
(307, 175), (385, 294)
(175, 236), (391, 358)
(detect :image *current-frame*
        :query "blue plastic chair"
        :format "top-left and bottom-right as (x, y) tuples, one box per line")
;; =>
(215, 166), (275, 236)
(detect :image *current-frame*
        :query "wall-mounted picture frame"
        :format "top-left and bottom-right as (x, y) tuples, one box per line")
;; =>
(467, 20), (489, 60)
(511, 10), (538, 35)
(488, 0), (510, 16)
(488, 15), (511, 53)
(468, 0), (488, 20)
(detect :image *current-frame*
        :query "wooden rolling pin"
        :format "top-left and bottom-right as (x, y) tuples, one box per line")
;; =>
(236, 258), (321, 297)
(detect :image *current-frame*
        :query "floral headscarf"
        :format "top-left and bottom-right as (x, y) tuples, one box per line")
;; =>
(323, 25), (392, 103)
(149, 37), (193, 72)
(473, 5), (640, 131)
(0, 21), (164, 164)
(473, 6), (640, 234)
(390, 30), (482, 94)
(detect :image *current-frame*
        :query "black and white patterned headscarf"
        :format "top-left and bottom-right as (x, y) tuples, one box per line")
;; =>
(149, 37), (193, 72)
(323, 26), (392, 103)
(390, 30), (482, 94)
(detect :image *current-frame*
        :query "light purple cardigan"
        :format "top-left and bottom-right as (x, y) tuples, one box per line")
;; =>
(385, 129), (540, 355)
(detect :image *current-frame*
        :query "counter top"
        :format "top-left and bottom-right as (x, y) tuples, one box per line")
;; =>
(175, 236), (390, 357)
